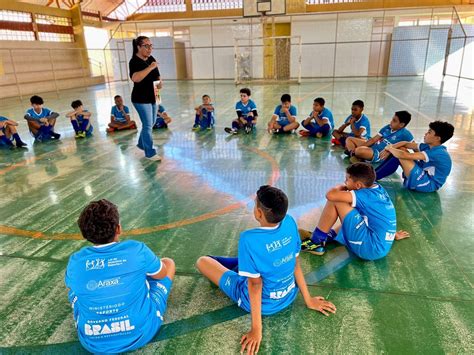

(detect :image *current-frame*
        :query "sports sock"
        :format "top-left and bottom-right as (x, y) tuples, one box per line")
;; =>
(208, 256), (238, 272)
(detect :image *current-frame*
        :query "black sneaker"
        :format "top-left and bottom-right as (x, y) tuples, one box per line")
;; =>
(51, 132), (61, 140)
(16, 141), (27, 148)
(244, 124), (252, 134)
(224, 127), (238, 135)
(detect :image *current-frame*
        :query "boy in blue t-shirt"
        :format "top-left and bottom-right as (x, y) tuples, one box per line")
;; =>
(268, 94), (300, 134)
(332, 100), (371, 147)
(375, 121), (454, 192)
(300, 97), (334, 138)
(346, 110), (413, 164)
(196, 186), (336, 353)
(65, 199), (175, 354)
(225, 88), (258, 135)
(193, 94), (215, 131)
(24, 95), (60, 141)
(66, 100), (93, 139)
(107, 95), (137, 132)
(0, 116), (27, 148)
(153, 97), (172, 129)
(300, 163), (398, 260)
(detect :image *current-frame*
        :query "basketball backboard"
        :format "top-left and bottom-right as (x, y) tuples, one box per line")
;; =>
(243, 0), (286, 17)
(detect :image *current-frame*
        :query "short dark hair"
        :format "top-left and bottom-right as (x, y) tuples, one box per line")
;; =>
(240, 88), (251, 96)
(429, 121), (454, 144)
(281, 94), (291, 103)
(78, 199), (120, 244)
(314, 97), (325, 106)
(346, 163), (376, 187)
(352, 100), (364, 108)
(114, 95), (122, 99)
(30, 95), (44, 105)
(395, 110), (411, 126)
(71, 100), (83, 109)
(202, 94), (210, 99)
(256, 185), (288, 224)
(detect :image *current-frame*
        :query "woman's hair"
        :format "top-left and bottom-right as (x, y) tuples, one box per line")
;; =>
(132, 36), (149, 55)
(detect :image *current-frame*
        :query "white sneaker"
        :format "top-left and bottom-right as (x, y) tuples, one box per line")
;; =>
(146, 155), (162, 162)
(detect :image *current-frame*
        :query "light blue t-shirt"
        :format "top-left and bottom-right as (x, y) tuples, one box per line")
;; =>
(26, 107), (53, 120)
(235, 99), (257, 118)
(351, 184), (397, 256)
(65, 240), (163, 354)
(309, 107), (334, 129)
(274, 104), (297, 125)
(416, 143), (452, 189)
(111, 105), (130, 123)
(238, 214), (301, 315)
(343, 114), (371, 138)
(373, 124), (414, 152)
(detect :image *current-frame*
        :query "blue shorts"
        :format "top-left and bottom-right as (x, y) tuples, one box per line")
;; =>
(148, 276), (173, 319)
(277, 119), (290, 127)
(371, 148), (383, 163)
(335, 209), (387, 261)
(219, 271), (250, 312)
(403, 164), (438, 192)
(154, 116), (167, 129)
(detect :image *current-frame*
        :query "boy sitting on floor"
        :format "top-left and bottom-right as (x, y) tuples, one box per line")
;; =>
(300, 97), (334, 138)
(345, 110), (413, 164)
(268, 94), (300, 134)
(225, 88), (258, 135)
(153, 99), (172, 129)
(375, 121), (454, 192)
(196, 185), (336, 354)
(299, 163), (397, 261)
(332, 100), (371, 147)
(65, 199), (175, 353)
(193, 94), (215, 131)
(0, 115), (27, 148)
(24, 95), (60, 141)
(66, 100), (93, 138)
(107, 95), (137, 132)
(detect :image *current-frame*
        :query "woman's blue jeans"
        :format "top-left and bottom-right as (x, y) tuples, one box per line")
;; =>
(133, 102), (157, 158)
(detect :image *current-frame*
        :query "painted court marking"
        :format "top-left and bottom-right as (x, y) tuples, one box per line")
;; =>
(383, 91), (432, 121)
(0, 146), (280, 241)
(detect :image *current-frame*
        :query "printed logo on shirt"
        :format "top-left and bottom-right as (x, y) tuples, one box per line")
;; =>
(282, 236), (292, 246)
(273, 253), (294, 267)
(107, 257), (127, 268)
(86, 277), (121, 291)
(84, 319), (135, 336)
(266, 240), (282, 253)
(269, 282), (296, 300)
(385, 232), (395, 241)
(86, 258), (105, 271)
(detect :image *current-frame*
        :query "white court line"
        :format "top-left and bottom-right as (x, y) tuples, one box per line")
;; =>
(383, 91), (432, 121)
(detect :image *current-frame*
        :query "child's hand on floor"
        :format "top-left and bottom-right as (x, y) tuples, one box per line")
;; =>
(306, 296), (336, 316)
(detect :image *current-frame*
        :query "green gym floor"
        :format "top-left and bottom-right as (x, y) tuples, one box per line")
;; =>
(0, 77), (473, 354)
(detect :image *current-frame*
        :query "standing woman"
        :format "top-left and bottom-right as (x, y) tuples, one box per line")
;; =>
(129, 36), (162, 161)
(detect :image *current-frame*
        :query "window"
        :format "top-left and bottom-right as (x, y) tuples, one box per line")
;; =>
(0, 10), (32, 23)
(35, 14), (72, 26)
(38, 32), (74, 42)
(138, 0), (186, 13)
(0, 29), (35, 41)
(0, 10), (34, 40)
(192, 0), (242, 11)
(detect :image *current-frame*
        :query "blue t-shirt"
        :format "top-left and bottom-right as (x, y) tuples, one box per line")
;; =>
(157, 104), (166, 116)
(111, 105), (130, 123)
(238, 215), (301, 315)
(416, 143), (452, 189)
(373, 124), (414, 152)
(235, 99), (257, 118)
(26, 107), (53, 121)
(0, 116), (8, 122)
(65, 240), (163, 354)
(351, 184), (397, 256)
(76, 110), (90, 123)
(274, 104), (297, 124)
(343, 114), (371, 138)
(309, 107), (334, 129)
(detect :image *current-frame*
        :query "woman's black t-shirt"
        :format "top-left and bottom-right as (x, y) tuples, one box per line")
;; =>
(129, 55), (160, 104)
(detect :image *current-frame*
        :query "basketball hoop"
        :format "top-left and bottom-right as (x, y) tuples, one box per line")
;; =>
(257, 0), (271, 17)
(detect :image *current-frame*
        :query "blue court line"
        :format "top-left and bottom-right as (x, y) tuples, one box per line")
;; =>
(0, 251), (353, 353)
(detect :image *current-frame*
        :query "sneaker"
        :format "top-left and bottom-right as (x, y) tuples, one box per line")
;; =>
(106, 127), (115, 133)
(130, 123), (137, 129)
(75, 132), (81, 139)
(224, 127), (238, 135)
(271, 128), (281, 134)
(301, 239), (326, 256)
(207, 126), (213, 131)
(299, 130), (311, 137)
(16, 141), (27, 148)
(316, 132), (323, 138)
(350, 156), (361, 164)
(192, 125), (200, 131)
(331, 138), (341, 145)
(145, 154), (162, 162)
(79, 132), (86, 138)
(51, 132), (61, 140)
(244, 125), (252, 134)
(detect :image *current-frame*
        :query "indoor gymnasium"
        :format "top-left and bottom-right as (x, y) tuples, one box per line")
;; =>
(0, 0), (473, 353)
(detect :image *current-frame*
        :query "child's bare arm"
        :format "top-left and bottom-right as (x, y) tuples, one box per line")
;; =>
(5, 119), (18, 126)
(385, 146), (426, 161)
(65, 111), (76, 118)
(294, 257), (336, 316)
(390, 141), (419, 151)
(82, 111), (92, 118)
(326, 185), (353, 203)
(241, 277), (263, 355)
